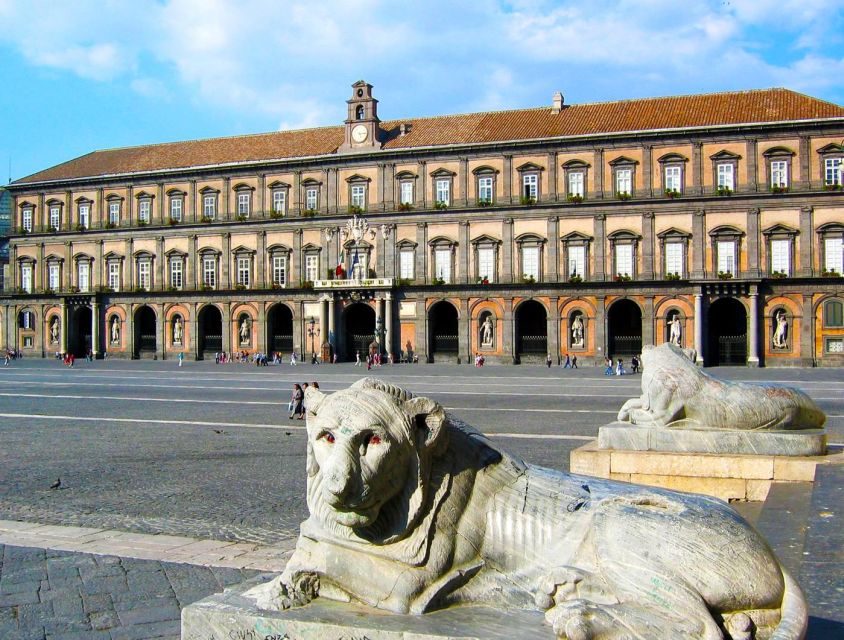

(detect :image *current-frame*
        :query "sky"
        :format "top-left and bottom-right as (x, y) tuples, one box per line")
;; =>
(1, 0), (843, 183)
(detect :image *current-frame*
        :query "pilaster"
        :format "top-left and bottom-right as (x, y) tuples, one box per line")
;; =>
(642, 145), (653, 197)
(546, 216), (559, 282)
(155, 236), (164, 290)
(593, 149), (604, 199)
(188, 235), (197, 289)
(63, 241), (72, 291)
(641, 212), (655, 280)
(643, 296), (655, 345)
(415, 299), (427, 362)
(799, 206), (814, 277)
(222, 177), (231, 221)
(692, 209), (706, 279)
(502, 218), (514, 284)
(221, 233), (231, 289)
(547, 151), (558, 202)
(694, 293), (704, 364)
(293, 229), (303, 284)
(746, 208), (761, 278)
(592, 214), (606, 281)
(746, 139), (758, 193)
(458, 221), (469, 284)
(458, 157), (469, 207)
(257, 230), (267, 288)
(692, 142), (703, 195)
(547, 295), (560, 362)
(801, 293), (814, 366)
(799, 136), (811, 190)
(415, 222), (427, 284)
(502, 297), (514, 363)
(595, 297), (606, 359)
(458, 297), (469, 364)
(748, 290), (760, 367)
(503, 155), (512, 204)
(324, 168), (334, 216)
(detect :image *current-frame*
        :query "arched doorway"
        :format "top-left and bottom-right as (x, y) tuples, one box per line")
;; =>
(198, 305), (222, 358)
(515, 300), (547, 362)
(267, 304), (293, 354)
(71, 307), (92, 357)
(607, 299), (642, 357)
(134, 306), (157, 358)
(344, 303), (375, 361)
(428, 301), (458, 362)
(707, 297), (747, 366)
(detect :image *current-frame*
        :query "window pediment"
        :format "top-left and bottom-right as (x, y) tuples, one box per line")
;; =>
(301, 242), (321, 252)
(18, 200), (35, 209)
(709, 150), (742, 161)
(656, 227), (691, 240)
(232, 183), (255, 192)
(75, 196), (94, 205)
(608, 156), (638, 167)
(516, 162), (544, 173)
(471, 165), (499, 175)
(817, 222), (844, 235)
(103, 251), (124, 261)
(709, 225), (744, 238)
(429, 168), (457, 178)
(164, 249), (187, 258)
(607, 229), (641, 242)
(762, 146), (795, 158)
(657, 152), (688, 164)
(428, 236), (456, 248)
(515, 233), (546, 245)
(267, 243), (292, 254)
(817, 143), (844, 155)
(73, 252), (93, 262)
(199, 186), (220, 195)
(395, 170), (417, 180)
(396, 239), (418, 250)
(301, 178), (322, 186)
(762, 224), (798, 237)
(105, 193), (124, 202)
(133, 250), (154, 259)
(470, 234), (501, 246)
(561, 231), (593, 243)
(198, 247), (221, 257)
(44, 253), (63, 263)
(345, 174), (371, 184)
(343, 238), (372, 250)
(45, 198), (63, 206)
(267, 180), (291, 189)
(135, 191), (154, 199)
(561, 159), (590, 169)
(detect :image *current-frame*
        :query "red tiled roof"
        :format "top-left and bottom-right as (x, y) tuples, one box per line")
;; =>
(15, 88), (844, 185)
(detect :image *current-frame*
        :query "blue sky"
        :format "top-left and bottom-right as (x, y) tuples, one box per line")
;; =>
(1, 0), (843, 182)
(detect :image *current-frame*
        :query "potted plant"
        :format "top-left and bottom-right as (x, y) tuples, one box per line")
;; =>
(614, 273), (632, 282)
(664, 189), (680, 199)
(522, 275), (536, 284)
(477, 198), (493, 207)
(168, 217), (179, 226)
(75, 223), (87, 232)
(137, 220), (148, 227)
(665, 272), (681, 281)
(431, 276), (446, 285)
(302, 209), (317, 217)
(269, 208), (284, 219)
(200, 215), (213, 224)
(476, 277), (490, 285)
(617, 191), (632, 201)
(519, 196), (536, 206)
(824, 183), (842, 191)
(348, 205), (364, 215)
(717, 271), (734, 280)
(235, 215), (248, 222)
(567, 194), (584, 204)
(770, 185), (789, 194)
(770, 270), (787, 279)
(716, 186), (733, 196)
(104, 221), (116, 229)
(569, 274), (583, 284)
(822, 269), (841, 278)
(397, 202), (414, 212)
(433, 201), (448, 210)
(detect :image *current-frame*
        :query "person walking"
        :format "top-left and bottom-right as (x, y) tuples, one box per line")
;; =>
(355, 351), (361, 367)
(604, 356), (613, 376)
(178, 351), (184, 367)
(616, 358), (625, 376)
(546, 353), (552, 368)
(563, 353), (571, 368)
(290, 351), (297, 366)
(631, 355), (639, 373)
(289, 383), (303, 420)
(571, 355), (578, 369)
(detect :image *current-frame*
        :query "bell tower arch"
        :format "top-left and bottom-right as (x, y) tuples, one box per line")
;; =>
(340, 80), (382, 153)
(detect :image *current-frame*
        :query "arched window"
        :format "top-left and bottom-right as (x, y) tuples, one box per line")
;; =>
(355, 105), (364, 120)
(824, 300), (844, 327)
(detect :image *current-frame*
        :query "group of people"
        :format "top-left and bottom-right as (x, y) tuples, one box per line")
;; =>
(474, 353), (486, 366)
(355, 350), (393, 369)
(3, 349), (22, 365)
(288, 381), (320, 420)
(604, 355), (640, 376)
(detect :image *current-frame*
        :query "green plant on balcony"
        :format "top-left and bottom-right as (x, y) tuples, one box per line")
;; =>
(568, 275), (583, 284)
(616, 191), (632, 201)
(770, 270), (788, 279)
(664, 272), (681, 281)
(522, 275), (536, 284)
(476, 277), (490, 285)
(397, 278), (413, 286)
(269, 208), (284, 219)
(716, 186), (733, 196)
(614, 273), (632, 282)
(137, 220), (148, 227)
(47, 226), (58, 233)
(271, 282), (284, 290)
(824, 183), (842, 191)
(770, 185), (789, 194)
(431, 276), (446, 285)
(200, 284), (213, 291)
(95, 285), (114, 293)
(168, 217), (179, 226)
(717, 271), (734, 280)
(75, 223), (87, 232)
(302, 209), (317, 217)
(104, 222), (116, 229)
(519, 196), (536, 206)
(477, 198), (493, 207)
(68, 285), (80, 293)
(348, 205), (364, 215)
(17, 227), (30, 235)
(433, 201), (449, 210)
(235, 215), (248, 222)
(566, 194), (584, 204)
(235, 283), (247, 290)
(664, 189), (681, 199)
(300, 280), (314, 289)
(42, 288), (55, 295)
(200, 216), (213, 224)
(822, 269), (841, 278)
(397, 202), (414, 212)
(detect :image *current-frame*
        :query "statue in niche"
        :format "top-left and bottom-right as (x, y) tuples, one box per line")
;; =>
(571, 313), (584, 348)
(50, 318), (59, 344)
(773, 311), (788, 349)
(240, 317), (251, 345)
(110, 317), (120, 344)
(173, 317), (183, 345)
(480, 314), (494, 347)
(250, 377), (808, 639)
(668, 313), (682, 346)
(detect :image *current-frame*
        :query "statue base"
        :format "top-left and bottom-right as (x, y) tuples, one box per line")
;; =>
(181, 576), (553, 640)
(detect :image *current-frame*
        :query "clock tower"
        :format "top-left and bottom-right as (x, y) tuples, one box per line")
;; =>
(339, 80), (382, 153)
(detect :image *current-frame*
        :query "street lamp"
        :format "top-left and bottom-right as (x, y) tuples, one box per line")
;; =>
(307, 318), (320, 363)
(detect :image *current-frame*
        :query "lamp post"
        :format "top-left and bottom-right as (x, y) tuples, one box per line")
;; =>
(307, 318), (320, 363)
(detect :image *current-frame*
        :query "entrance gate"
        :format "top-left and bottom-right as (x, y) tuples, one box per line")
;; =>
(707, 297), (747, 366)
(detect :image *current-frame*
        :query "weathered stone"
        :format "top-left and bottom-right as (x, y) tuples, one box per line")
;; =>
(610, 448), (774, 479)
(626, 473), (747, 501)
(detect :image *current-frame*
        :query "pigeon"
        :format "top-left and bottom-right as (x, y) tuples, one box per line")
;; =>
(285, 431), (291, 436)
(213, 429), (226, 435)
(49, 478), (61, 490)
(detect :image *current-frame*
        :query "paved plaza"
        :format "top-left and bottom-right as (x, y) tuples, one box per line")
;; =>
(0, 359), (842, 638)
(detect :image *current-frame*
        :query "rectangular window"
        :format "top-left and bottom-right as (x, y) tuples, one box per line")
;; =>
(825, 237), (843, 273)
(717, 164), (734, 190)
(771, 161), (788, 188)
(434, 248), (451, 283)
(826, 337), (844, 354)
(138, 261), (151, 289)
(237, 193), (250, 216)
(478, 177), (493, 202)
(22, 209), (33, 232)
(522, 246), (539, 280)
(568, 245), (586, 278)
(399, 250), (414, 280)
(664, 242), (684, 276)
(615, 244), (633, 277)
(108, 262), (120, 291)
(664, 166), (681, 192)
(272, 190), (286, 214)
(21, 264), (32, 293)
(170, 198), (182, 221)
(568, 172), (584, 198)
(350, 185), (366, 208)
(400, 182), (414, 205)
(203, 195), (216, 219)
(477, 247), (494, 282)
(615, 169), (632, 195)
(825, 158), (842, 186)
(48, 264), (60, 290)
(770, 239), (790, 275)
(435, 179), (450, 205)
(77, 262), (90, 293)
(50, 207), (60, 229)
(237, 256), (251, 287)
(203, 257), (217, 288)
(305, 254), (319, 282)
(170, 259), (183, 289)
(108, 202), (120, 225)
(272, 255), (287, 286)
(522, 174), (538, 199)
(305, 188), (318, 210)
(717, 240), (736, 275)
(78, 205), (89, 229)
(138, 200), (151, 223)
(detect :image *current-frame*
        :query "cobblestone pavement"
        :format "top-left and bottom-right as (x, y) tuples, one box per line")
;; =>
(0, 543), (259, 640)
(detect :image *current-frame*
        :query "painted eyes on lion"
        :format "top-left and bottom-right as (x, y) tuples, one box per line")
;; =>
(367, 434), (382, 446)
(320, 432), (335, 444)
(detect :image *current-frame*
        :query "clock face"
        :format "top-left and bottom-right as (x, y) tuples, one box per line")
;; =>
(351, 124), (368, 143)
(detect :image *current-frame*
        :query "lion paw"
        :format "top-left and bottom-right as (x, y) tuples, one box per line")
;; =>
(545, 600), (615, 640)
(276, 572), (319, 610)
(534, 568), (586, 610)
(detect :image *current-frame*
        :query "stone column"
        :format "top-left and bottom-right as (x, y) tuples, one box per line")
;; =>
(643, 296), (655, 346)
(63, 241), (72, 291)
(458, 221), (469, 284)
(188, 235), (197, 289)
(692, 209), (706, 279)
(458, 297), (469, 364)
(157, 183), (165, 224)
(60, 301), (68, 354)
(415, 299), (427, 362)
(257, 230), (266, 288)
(799, 136), (811, 190)
(96, 240), (104, 289)
(319, 296), (328, 354)
(694, 293), (704, 364)
(503, 155), (512, 204)
(642, 145), (653, 197)
(746, 139), (758, 193)
(375, 297), (383, 354)
(126, 305), (134, 359)
(328, 295), (336, 353)
(746, 208), (761, 278)
(156, 305), (165, 360)
(595, 297), (606, 360)
(293, 229), (302, 284)
(546, 216), (559, 282)
(593, 149), (604, 199)
(222, 303), (232, 354)
(502, 218), (514, 284)
(799, 206), (814, 277)
(547, 296), (560, 363)
(502, 298), (514, 363)
(258, 173), (266, 216)
(547, 151), (558, 202)
(190, 180), (197, 223)
(376, 227), (385, 278)
(384, 225), (395, 278)
(222, 177), (231, 221)
(324, 169), (334, 215)
(257, 303), (266, 354)
(127, 238), (135, 289)
(91, 301), (99, 357)
(385, 292), (394, 359)
(221, 233), (231, 289)
(189, 302), (198, 359)
(458, 157), (469, 207)
(292, 171), (301, 214)
(692, 142), (703, 195)
(801, 293), (814, 366)
(748, 291), (760, 367)
(156, 236), (164, 290)
(641, 212), (655, 280)
(415, 223), (427, 284)
(593, 214), (606, 281)
(3, 304), (10, 351)
(37, 243), (44, 291)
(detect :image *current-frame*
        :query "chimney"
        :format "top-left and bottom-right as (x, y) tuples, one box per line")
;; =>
(399, 123), (412, 136)
(552, 91), (564, 114)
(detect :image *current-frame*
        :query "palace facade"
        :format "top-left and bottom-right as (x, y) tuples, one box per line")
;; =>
(3, 82), (844, 366)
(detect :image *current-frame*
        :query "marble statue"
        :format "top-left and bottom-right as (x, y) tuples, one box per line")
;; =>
(50, 318), (59, 344)
(773, 311), (788, 349)
(110, 317), (119, 344)
(618, 343), (825, 430)
(239, 317), (250, 344)
(571, 314), (584, 348)
(668, 313), (682, 346)
(173, 318), (182, 344)
(250, 377), (808, 639)
(480, 315), (494, 346)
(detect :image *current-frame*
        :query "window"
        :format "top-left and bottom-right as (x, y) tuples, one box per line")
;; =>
(615, 168), (632, 196)
(272, 255), (287, 286)
(717, 240), (736, 275)
(305, 254), (319, 282)
(434, 248), (451, 283)
(825, 337), (844, 354)
(771, 161), (788, 188)
(138, 199), (151, 224)
(237, 256), (251, 287)
(272, 190), (286, 215)
(138, 260), (151, 290)
(664, 242), (684, 277)
(522, 174), (538, 200)
(203, 257), (217, 288)
(399, 181), (414, 205)
(478, 177), (493, 203)
(108, 202), (120, 225)
(435, 179), (450, 206)
(568, 171), (584, 198)
(824, 300), (844, 327)
(522, 246), (539, 280)
(825, 237), (843, 273)
(49, 206), (60, 230)
(664, 166), (681, 192)
(22, 208), (33, 233)
(48, 263), (60, 290)
(825, 158), (842, 186)
(305, 188), (318, 211)
(717, 163), (735, 190)
(78, 204), (89, 229)
(170, 258), (183, 290)
(399, 250), (414, 280)
(350, 185), (366, 209)
(170, 197), (182, 222)
(770, 239), (790, 275)
(237, 192), (251, 217)
(615, 244), (633, 277)
(203, 195), (216, 219)
(108, 261), (120, 291)
(19, 310), (34, 329)
(477, 247), (494, 282)
(77, 262), (90, 293)
(20, 263), (32, 292)
(568, 245), (586, 279)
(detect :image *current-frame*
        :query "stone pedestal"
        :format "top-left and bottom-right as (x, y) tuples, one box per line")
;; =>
(182, 576), (553, 640)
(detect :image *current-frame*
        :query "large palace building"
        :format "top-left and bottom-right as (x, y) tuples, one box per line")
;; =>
(3, 82), (844, 366)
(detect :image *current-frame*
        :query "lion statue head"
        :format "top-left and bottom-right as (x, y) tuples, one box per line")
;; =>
(303, 378), (449, 545)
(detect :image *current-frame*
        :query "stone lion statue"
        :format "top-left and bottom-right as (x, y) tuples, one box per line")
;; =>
(617, 343), (825, 430)
(251, 377), (807, 639)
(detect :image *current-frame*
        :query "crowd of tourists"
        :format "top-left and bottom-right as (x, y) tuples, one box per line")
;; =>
(603, 354), (640, 376)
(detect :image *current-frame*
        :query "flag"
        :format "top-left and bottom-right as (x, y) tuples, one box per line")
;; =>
(349, 250), (359, 280)
(336, 249), (345, 277)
